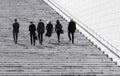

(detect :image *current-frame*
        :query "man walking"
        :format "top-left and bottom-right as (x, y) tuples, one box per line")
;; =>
(12, 19), (20, 44)
(68, 19), (76, 44)
(37, 19), (45, 45)
(29, 22), (36, 46)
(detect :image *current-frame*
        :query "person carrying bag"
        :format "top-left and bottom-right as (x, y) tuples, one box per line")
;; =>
(55, 20), (63, 43)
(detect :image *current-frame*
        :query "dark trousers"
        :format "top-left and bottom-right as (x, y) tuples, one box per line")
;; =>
(30, 33), (35, 45)
(13, 33), (18, 44)
(38, 33), (43, 45)
(68, 32), (74, 44)
(57, 31), (61, 43)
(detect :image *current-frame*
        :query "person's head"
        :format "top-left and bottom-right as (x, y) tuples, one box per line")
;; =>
(39, 19), (42, 22)
(47, 21), (51, 24)
(49, 21), (51, 24)
(14, 19), (17, 22)
(70, 19), (73, 22)
(30, 21), (33, 24)
(56, 20), (60, 24)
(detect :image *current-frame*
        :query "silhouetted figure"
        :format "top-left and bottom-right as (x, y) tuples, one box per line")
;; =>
(12, 19), (20, 44)
(29, 22), (36, 46)
(68, 19), (76, 44)
(45, 21), (53, 37)
(55, 20), (63, 43)
(37, 19), (45, 45)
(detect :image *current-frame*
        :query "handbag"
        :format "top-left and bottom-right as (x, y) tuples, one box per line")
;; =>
(60, 29), (64, 34)
(34, 35), (37, 40)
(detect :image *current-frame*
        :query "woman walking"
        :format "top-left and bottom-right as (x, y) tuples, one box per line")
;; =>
(55, 20), (63, 43)
(45, 21), (53, 37)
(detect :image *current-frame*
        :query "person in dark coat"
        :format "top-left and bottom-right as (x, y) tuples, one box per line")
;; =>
(46, 21), (53, 37)
(29, 22), (36, 46)
(55, 20), (62, 43)
(12, 19), (20, 44)
(37, 19), (45, 45)
(68, 19), (76, 44)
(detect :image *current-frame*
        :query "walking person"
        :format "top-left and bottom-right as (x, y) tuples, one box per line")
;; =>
(12, 19), (20, 44)
(55, 20), (63, 43)
(68, 19), (76, 44)
(29, 22), (36, 46)
(45, 21), (53, 37)
(37, 19), (45, 45)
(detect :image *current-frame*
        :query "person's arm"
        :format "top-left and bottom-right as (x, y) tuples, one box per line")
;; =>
(52, 24), (53, 30)
(29, 25), (30, 31)
(60, 24), (62, 29)
(18, 23), (20, 28)
(55, 24), (57, 32)
(74, 22), (76, 30)
(12, 24), (14, 28)
(68, 22), (70, 31)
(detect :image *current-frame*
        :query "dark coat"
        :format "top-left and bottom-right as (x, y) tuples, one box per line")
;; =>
(37, 22), (45, 33)
(29, 24), (36, 34)
(55, 23), (62, 31)
(46, 23), (53, 37)
(13, 22), (20, 33)
(68, 21), (76, 33)
(55, 22), (62, 34)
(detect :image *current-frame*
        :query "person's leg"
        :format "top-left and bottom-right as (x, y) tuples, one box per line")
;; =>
(16, 33), (18, 44)
(38, 33), (40, 44)
(68, 31), (71, 41)
(72, 32), (74, 44)
(14, 33), (17, 44)
(30, 34), (32, 45)
(57, 32), (60, 43)
(33, 33), (35, 46)
(13, 33), (15, 43)
(41, 33), (43, 45)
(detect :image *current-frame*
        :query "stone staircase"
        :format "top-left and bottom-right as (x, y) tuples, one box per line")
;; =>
(0, 0), (119, 75)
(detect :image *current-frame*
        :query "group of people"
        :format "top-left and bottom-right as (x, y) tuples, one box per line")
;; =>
(12, 19), (76, 46)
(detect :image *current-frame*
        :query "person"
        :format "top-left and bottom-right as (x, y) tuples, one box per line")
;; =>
(37, 19), (45, 45)
(68, 19), (76, 44)
(29, 22), (36, 46)
(45, 21), (53, 37)
(12, 19), (20, 44)
(55, 20), (63, 43)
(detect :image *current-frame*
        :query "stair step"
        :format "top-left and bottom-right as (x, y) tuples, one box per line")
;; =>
(0, 65), (118, 69)
(0, 62), (115, 65)
(0, 0), (118, 75)
(0, 69), (119, 74)
(0, 58), (112, 62)
(0, 49), (103, 52)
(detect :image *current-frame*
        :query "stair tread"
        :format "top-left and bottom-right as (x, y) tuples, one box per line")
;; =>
(0, 0), (118, 75)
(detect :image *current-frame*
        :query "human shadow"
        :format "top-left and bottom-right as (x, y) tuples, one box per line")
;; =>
(44, 45), (55, 49)
(17, 43), (29, 49)
(35, 45), (45, 49)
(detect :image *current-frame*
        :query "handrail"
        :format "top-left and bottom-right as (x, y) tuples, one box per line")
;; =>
(44, 0), (120, 59)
